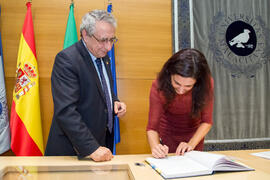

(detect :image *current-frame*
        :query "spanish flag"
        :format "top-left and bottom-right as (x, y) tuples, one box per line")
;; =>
(10, 2), (44, 156)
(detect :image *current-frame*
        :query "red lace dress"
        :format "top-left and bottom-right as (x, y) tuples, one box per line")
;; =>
(146, 80), (214, 153)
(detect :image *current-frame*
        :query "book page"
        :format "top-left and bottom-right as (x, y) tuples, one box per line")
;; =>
(184, 151), (226, 169)
(213, 156), (254, 171)
(146, 155), (211, 178)
(184, 151), (254, 171)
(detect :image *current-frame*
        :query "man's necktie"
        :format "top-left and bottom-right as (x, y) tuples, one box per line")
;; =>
(95, 58), (113, 133)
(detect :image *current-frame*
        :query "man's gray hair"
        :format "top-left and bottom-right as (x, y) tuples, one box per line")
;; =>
(80, 9), (117, 37)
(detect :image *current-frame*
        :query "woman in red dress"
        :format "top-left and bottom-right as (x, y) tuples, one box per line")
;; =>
(146, 48), (214, 158)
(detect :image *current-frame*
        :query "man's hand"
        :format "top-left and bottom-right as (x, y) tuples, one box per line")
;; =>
(151, 144), (169, 158)
(89, 146), (113, 162)
(114, 101), (126, 118)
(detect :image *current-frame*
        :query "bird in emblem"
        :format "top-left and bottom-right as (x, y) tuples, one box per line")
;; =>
(229, 29), (251, 48)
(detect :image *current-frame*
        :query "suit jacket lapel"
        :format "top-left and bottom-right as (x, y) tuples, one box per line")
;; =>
(76, 40), (107, 103)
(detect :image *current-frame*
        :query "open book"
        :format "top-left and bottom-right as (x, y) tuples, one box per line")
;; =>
(146, 151), (254, 179)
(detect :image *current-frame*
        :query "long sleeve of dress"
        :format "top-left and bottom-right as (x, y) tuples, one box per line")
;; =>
(147, 80), (165, 132)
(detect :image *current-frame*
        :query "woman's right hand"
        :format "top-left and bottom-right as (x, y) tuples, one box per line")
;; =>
(151, 144), (169, 158)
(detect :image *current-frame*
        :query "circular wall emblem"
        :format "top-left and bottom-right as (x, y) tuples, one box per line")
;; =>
(226, 21), (257, 56)
(209, 12), (270, 78)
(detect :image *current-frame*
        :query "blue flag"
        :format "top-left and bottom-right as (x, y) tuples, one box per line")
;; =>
(107, 3), (120, 155)
(0, 5), (11, 154)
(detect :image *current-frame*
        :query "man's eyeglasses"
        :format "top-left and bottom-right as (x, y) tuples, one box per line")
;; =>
(92, 34), (118, 44)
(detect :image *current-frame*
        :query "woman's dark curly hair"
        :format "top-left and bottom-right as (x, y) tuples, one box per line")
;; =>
(157, 48), (212, 118)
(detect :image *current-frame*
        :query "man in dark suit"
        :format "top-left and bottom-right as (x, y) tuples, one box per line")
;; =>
(45, 10), (126, 162)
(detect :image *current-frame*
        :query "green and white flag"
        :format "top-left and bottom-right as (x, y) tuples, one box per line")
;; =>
(63, 2), (78, 49)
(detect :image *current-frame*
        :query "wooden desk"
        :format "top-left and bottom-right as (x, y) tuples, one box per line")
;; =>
(0, 149), (269, 180)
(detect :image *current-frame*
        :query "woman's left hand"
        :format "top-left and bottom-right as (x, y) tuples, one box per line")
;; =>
(175, 142), (194, 155)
